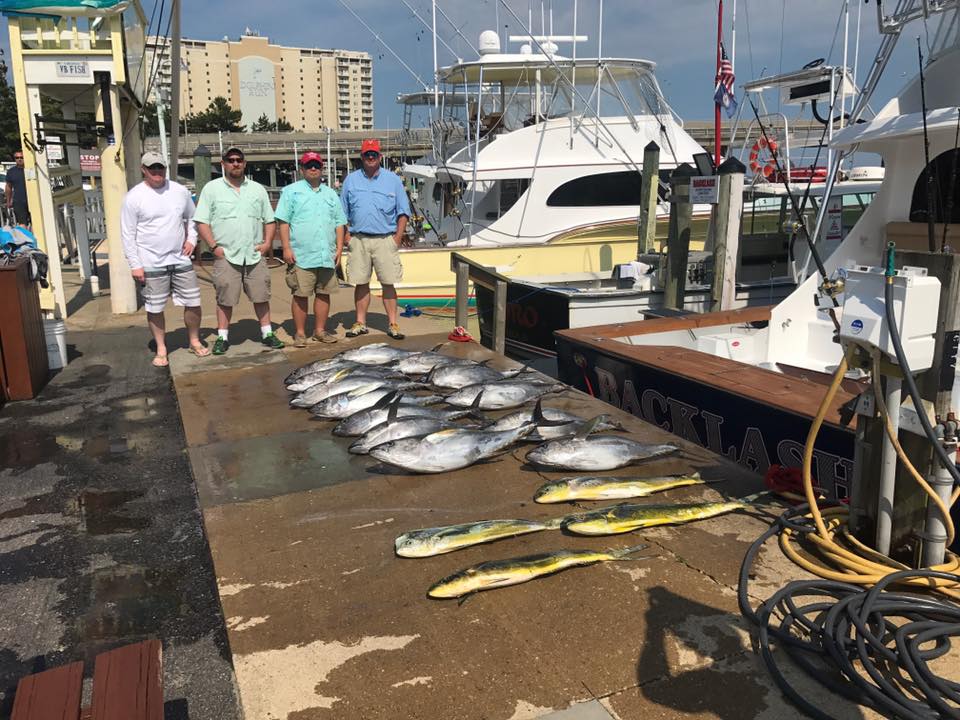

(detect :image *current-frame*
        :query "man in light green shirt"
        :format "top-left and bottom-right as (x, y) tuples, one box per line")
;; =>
(194, 147), (284, 354)
(275, 150), (348, 347)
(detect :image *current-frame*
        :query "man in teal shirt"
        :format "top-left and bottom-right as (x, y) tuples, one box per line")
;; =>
(194, 147), (284, 354)
(275, 151), (347, 346)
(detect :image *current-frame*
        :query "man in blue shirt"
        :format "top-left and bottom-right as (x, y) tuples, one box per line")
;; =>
(340, 139), (411, 340)
(275, 151), (348, 347)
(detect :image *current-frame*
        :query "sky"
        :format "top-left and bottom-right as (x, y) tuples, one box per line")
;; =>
(0, 0), (936, 129)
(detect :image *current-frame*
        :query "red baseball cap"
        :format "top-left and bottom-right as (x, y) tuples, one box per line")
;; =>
(360, 139), (381, 155)
(300, 151), (323, 165)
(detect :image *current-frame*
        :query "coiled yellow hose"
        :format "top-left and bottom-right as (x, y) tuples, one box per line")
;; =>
(777, 345), (960, 599)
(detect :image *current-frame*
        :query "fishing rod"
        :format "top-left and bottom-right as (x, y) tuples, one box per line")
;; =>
(397, 0), (460, 61)
(917, 37), (937, 253)
(746, 98), (834, 290)
(335, 0), (431, 92)
(942, 107), (959, 252)
(746, 99), (841, 328)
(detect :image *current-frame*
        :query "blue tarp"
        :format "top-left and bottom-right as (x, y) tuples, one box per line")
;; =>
(0, 0), (127, 19)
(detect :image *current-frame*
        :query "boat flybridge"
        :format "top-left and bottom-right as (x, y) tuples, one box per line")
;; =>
(564, 2), (960, 379)
(370, 31), (709, 303)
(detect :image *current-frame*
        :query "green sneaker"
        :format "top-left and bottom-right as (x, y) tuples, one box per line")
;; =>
(212, 336), (229, 355)
(261, 332), (285, 349)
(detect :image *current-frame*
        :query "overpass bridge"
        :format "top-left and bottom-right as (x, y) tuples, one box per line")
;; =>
(144, 119), (827, 189)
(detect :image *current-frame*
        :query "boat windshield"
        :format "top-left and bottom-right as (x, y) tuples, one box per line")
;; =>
(434, 59), (677, 136)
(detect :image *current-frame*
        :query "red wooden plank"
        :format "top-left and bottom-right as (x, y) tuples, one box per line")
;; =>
(91, 640), (163, 720)
(11, 661), (83, 720)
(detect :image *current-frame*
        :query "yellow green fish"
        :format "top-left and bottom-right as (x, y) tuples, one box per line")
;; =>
(427, 544), (649, 599)
(563, 494), (764, 536)
(395, 517), (565, 558)
(534, 473), (705, 503)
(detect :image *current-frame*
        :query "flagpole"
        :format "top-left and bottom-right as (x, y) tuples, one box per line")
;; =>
(714, 0), (723, 168)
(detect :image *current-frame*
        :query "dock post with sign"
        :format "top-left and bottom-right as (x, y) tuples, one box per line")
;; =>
(664, 164), (696, 310)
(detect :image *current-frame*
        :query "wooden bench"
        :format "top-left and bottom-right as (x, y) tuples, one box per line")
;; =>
(10, 640), (163, 720)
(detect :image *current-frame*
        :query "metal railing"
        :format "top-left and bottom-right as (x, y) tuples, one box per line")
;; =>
(451, 252), (509, 355)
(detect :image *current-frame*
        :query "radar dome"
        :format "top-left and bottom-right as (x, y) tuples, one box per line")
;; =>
(478, 30), (501, 55)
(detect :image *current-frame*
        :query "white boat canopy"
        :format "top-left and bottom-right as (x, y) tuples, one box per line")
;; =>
(831, 107), (960, 151)
(437, 56), (657, 85)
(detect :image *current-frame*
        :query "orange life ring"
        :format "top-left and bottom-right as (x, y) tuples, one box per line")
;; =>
(748, 135), (779, 180)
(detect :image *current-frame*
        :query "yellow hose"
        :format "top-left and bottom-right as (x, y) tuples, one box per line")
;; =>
(782, 344), (960, 599)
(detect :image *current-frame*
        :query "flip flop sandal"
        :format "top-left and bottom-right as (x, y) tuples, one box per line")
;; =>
(188, 345), (211, 357)
(151, 354), (169, 367)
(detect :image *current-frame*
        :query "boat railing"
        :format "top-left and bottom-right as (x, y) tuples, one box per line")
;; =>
(450, 252), (511, 354)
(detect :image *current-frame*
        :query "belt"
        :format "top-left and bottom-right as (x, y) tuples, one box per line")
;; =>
(353, 231), (395, 238)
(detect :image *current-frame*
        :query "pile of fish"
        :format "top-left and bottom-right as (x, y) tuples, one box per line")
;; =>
(284, 343), (593, 474)
(285, 343), (764, 600)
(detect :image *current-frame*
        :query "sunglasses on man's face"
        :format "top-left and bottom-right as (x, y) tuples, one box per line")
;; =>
(224, 157), (244, 164)
(146, 164), (166, 172)
(14, 156), (23, 160)
(362, 151), (380, 160)
(303, 161), (323, 170)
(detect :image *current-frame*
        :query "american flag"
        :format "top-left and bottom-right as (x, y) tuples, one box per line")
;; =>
(714, 42), (737, 118)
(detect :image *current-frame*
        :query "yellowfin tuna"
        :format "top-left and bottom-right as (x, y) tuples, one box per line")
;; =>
(395, 517), (565, 558)
(427, 544), (649, 599)
(534, 473), (705, 503)
(563, 494), (763, 535)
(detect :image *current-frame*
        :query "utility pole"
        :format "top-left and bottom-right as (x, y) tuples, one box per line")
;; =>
(156, 88), (169, 169)
(168, 0), (181, 180)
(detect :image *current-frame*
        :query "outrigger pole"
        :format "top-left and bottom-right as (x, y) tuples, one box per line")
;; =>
(714, 0), (723, 168)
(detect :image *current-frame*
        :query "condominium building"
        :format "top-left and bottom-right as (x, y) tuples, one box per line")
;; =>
(145, 30), (373, 132)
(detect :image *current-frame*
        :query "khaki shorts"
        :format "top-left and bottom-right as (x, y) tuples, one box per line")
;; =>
(142, 264), (201, 313)
(347, 233), (403, 285)
(286, 265), (338, 297)
(212, 257), (271, 306)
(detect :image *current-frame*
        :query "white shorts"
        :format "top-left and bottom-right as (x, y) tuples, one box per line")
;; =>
(142, 264), (201, 313)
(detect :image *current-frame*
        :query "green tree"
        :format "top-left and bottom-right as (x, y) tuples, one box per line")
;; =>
(0, 51), (22, 160)
(142, 101), (172, 137)
(250, 114), (295, 133)
(186, 96), (245, 133)
(250, 113), (272, 132)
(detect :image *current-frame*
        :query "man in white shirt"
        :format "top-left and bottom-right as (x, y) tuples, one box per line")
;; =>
(121, 151), (210, 366)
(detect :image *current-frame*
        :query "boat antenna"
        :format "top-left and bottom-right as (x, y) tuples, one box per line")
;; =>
(917, 36), (937, 253)
(746, 97), (839, 324)
(942, 107), (960, 252)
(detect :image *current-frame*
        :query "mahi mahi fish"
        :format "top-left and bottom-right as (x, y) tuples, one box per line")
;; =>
(339, 343), (415, 365)
(525, 423), (679, 470)
(395, 517), (566, 558)
(534, 473), (705, 503)
(562, 495), (763, 535)
(369, 424), (534, 473)
(445, 382), (565, 410)
(427, 544), (649, 599)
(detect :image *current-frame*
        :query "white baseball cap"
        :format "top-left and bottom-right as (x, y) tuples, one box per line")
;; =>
(140, 151), (167, 167)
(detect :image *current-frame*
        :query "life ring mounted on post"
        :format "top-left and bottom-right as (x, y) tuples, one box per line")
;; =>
(748, 135), (779, 180)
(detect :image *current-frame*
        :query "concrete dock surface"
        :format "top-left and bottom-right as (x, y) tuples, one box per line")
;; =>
(1, 262), (951, 719)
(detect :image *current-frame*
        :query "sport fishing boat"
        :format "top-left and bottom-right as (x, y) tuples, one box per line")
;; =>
(471, 60), (884, 359)
(553, 2), (960, 497)
(346, 28), (711, 307)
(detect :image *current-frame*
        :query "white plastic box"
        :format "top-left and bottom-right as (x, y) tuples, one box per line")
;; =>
(838, 264), (940, 371)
